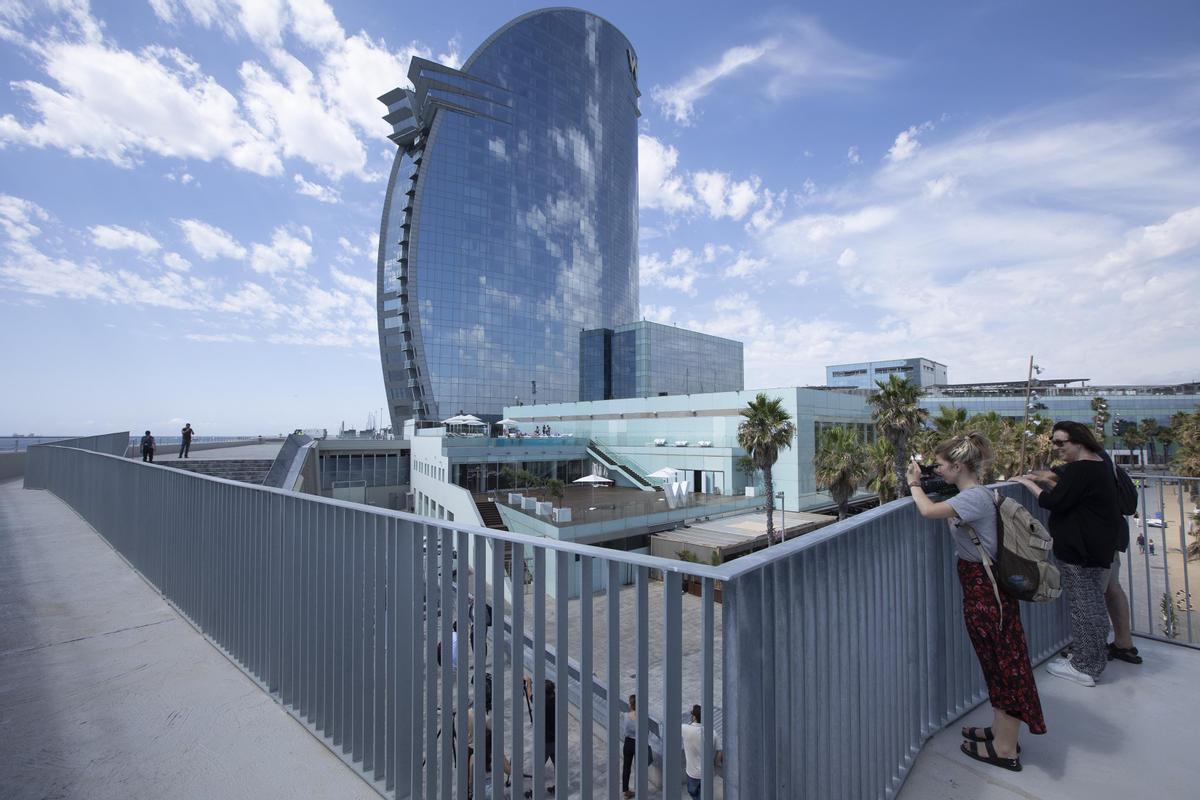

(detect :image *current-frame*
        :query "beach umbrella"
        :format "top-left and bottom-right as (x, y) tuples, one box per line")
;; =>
(573, 473), (613, 505)
(647, 467), (678, 479)
(497, 418), (519, 427)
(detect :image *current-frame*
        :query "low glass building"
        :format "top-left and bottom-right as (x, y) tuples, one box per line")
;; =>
(376, 9), (641, 427)
(579, 321), (744, 400)
(827, 357), (947, 389)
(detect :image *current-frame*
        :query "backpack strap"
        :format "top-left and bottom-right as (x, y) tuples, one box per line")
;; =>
(960, 517), (1004, 628)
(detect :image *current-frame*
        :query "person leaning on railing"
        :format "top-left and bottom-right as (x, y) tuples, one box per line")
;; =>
(907, 432), (1046, 773)
(1014, 421), (1126, 686)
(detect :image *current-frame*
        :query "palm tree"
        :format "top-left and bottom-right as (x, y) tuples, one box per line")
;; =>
(738, 393), (796, 542)
(864, 438), (898, 503)
(1141, 419), (1163, 466)
(869, 376), (929, 495)
(814, 427), (868, 520)
(1122, 422), (1147, 469)
(930, 405), (968, 437)
(967, 411), (1018, 480)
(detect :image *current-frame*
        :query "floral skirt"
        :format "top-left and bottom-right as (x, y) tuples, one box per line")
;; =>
(957, 559), (1047, 734)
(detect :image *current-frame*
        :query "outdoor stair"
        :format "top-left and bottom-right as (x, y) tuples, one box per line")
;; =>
(475, 498), (508, 530)
(165, 459), (274, 485)
(585, 440), (657, 491)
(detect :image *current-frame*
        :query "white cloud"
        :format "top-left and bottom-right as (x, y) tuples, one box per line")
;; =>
(652, 18), (897, 124)
(293, 173), (341, 203)
(789, 270), (811, 286)
(723, 252), (769, 278)
(1094, 206), (1200, 276)
(0, 36), (281, 174)
(837, 248), (858, 268)
(640, 304), (675, 323)
(185, 332), (254, 343)
(652, 43), (771, 125)
(249, 225), (313, 276)
(923, 174), (958, 199)
(847, 146), (861, 165)
(0, 194), (49, 242)
(640, 248), (706, 296)
(638, 135), (695, 213)
(219, 281), (284, 319)
(90, 224), (161, 255)
(887, 121), (934, 163)
(177, 218), (247, 261)
(692, 171), (762, 220)
(162, 251), (192, 271)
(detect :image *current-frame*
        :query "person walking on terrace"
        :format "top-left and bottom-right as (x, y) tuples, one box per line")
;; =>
(140, 430), (156, 463)
(1015, 421), (1125, 686)
(908, 432), (1046, 772)
(179, 422), (195, 458)
(681, 703), (720, 799)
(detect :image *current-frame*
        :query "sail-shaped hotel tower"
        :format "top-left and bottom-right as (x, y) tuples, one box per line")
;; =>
(376, 9), (641, 428)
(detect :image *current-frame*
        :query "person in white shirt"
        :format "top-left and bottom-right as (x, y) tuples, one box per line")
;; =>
(681, 704), (719, 799)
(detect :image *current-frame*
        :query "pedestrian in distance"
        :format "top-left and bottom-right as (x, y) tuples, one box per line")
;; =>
(908, 432), (1045, 772)
(140, 430), (156, 462)
(179, 422), (195, 458)
(620, 694), (653, 798)
(681, 703), (720, 799)
(1137, 533), (1145, 554)
(1149, 539), (1156, 556)
(1015, 421), (1125, 687)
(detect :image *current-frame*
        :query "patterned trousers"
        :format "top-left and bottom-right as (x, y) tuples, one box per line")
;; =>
(1059, 562), (1111, 678)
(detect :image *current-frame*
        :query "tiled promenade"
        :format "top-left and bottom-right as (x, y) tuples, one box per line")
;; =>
(0, 477), (376, 800)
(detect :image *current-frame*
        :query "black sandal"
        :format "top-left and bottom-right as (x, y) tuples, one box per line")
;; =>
(961, 727), (1019, 752)
(1107, 643), (1143, 664)
(960, 739), (1021, 772)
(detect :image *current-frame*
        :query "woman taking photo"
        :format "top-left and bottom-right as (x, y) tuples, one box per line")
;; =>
(907, 432), (1045, 772)
(1014, 421), (1124, 687)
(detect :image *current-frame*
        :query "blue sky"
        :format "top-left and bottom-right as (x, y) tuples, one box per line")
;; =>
(1, 1), (1197, 434)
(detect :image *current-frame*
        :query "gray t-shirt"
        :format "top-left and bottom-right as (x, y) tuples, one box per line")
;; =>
(947, 486), (997, 562)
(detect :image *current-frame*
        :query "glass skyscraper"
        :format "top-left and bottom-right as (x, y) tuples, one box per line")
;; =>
(376, 9), (640, 428)
(580, 321), (744, 400)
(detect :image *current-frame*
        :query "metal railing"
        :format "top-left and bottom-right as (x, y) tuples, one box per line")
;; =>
(1125, 474), (1199, 647)
(26, 441), (1071, 800)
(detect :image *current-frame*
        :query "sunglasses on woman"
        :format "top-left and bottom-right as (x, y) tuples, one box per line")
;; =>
(1050, 438), (1071, 447)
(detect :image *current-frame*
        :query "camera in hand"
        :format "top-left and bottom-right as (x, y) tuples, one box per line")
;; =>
(918, 463), (958, 496)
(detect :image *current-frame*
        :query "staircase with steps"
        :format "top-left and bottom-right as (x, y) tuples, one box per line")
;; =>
(166, 459), (274, 485)
(474, 498), (508, 530)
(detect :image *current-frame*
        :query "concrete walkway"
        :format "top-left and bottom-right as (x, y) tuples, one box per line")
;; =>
(898, 636), (1200, 800)
(0, 478), (376, 800)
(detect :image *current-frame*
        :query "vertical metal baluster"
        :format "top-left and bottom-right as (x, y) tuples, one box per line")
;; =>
(663, 570), (682, 799)
(635, 566), (649, 800)
(441, 528), (454, 795)
(702, 577), (715, 800)
(579, 556), (593, 800)
(510, 542), (526, 800)
(555, 551), (569, 797)
(372, 514), (386, 780)
(1139, 479), (1153, 633)
(532, 548), (546, 798)
(606, 560), (620, 800)
(386, 516), (400, 793)
(1159, 478), (1174, 636)
(457, 530), (470, 799)
(492, 538), (506, 800)
(1180, 480), (1195, 642)
(425, 524), (439, 798)
(410, 522), (425, 800)
(473, 536), (487, 798)
(324, 504), (336, 738)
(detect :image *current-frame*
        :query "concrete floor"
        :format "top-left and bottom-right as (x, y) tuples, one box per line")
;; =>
(898, 636), (1200, 800)
(0, 478), (376, 800)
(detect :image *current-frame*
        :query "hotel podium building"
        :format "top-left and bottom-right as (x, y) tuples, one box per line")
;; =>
(376, 9), (641, 429)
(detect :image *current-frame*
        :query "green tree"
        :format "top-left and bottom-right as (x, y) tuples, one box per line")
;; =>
(865, 438), (898, 503)
(545, 478), (565, 503)
(737, 393), (797, 543)
(868, 376), (929, 497)
(965, 411), (1017, 481)
(930, 405), (968, 437)
(814, 426), (868, 520)
(1141, 418), (1163, 466)
(1170, 409), (1200, 478)
(1122, 422), (1147, 469)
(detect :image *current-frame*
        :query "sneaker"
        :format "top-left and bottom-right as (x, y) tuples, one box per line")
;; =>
(1047, 657), (1096, 687)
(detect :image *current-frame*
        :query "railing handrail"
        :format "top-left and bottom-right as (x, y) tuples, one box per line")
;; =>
(37, 443), (730, 581)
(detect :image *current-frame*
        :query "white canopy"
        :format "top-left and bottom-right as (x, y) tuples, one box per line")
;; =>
(442, 414), (486, 426)
(572, 474), (613, 485)
(647, 467), (678, 479)
(497, 418), (520, 427)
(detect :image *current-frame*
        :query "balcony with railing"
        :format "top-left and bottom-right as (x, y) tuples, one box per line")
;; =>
(8, 436), (1199, 799)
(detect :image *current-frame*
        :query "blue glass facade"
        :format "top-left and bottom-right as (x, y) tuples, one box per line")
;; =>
(580, 321), (744, 400)
(377, 10), (640, 428)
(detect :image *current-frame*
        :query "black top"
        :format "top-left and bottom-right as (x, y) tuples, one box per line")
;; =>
(1039, 459), (1125, 567)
